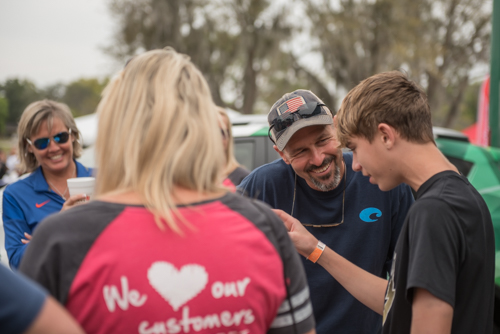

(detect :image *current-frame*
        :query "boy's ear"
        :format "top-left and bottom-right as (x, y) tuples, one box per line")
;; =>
(274, 145), (291, 165)
(378, 123), (397, 149)
(333, 115), (338, 128)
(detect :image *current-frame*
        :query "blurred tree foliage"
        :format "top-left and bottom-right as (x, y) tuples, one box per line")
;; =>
(304, 0), (491, 127)
(0, 97), (9, 135)
(106, 0), (491, 126)
(106, 0), (304, 114)
(62, 78), (109, 116)
(456, 81), (481, 130)
(0, 79), (42, 127)
(0, 77), (107, 136)
(0, 0), (491, 134)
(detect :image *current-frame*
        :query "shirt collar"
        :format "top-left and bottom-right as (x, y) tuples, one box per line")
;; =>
(32, 166), (50, 192)
(32, 160), (92, 192)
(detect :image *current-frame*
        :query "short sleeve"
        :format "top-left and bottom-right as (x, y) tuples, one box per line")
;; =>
(255, 203), (315, 334)
(386, 184), (414, 272)
(0, 265), (47, 334)
(406, 199), (462, 307)
(237, 171), (259, 199)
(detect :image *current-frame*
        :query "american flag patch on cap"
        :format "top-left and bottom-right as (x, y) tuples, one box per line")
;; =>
(277, 96), (306, 116)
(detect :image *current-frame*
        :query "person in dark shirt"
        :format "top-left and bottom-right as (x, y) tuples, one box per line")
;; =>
(0, 264), (84, 334)
(238, 89), (414, 333)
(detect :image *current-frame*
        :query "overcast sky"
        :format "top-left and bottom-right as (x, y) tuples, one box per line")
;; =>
(0, 0), (117, 87)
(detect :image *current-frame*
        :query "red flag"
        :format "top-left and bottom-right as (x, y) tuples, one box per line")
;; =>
(476, 76), (490, 146)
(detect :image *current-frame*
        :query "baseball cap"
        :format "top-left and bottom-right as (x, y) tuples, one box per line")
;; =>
(268, 90), (333, 151)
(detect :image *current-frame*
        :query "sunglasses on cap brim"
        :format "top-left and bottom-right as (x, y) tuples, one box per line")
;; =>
(268, 102), (326, 143)
(26, 129), (72, 150)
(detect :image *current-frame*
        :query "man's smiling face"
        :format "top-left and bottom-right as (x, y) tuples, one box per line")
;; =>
(278, 125), (344, 192)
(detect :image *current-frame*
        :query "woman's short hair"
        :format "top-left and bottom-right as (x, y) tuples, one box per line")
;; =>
(18, 99), (82, 173)
(336, 71), (434, 147)
(217, 107), (240, 173)
(95, 47), (225, 232)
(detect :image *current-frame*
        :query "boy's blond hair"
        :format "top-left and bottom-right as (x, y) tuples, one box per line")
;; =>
(336, 71), (434, 147)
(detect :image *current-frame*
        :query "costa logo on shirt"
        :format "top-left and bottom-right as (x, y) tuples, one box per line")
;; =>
(359, 207), (382, 222)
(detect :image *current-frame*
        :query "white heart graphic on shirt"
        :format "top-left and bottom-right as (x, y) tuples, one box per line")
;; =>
(147, 261), (208, 311)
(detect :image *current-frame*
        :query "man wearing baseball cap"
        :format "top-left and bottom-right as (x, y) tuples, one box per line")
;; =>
(238, 89), (414, 334)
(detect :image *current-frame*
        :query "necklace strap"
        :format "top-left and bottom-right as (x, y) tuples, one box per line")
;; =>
(46, 164), (77, 199)
(47, 179), (68, 198)
(295, 160), (347, 227)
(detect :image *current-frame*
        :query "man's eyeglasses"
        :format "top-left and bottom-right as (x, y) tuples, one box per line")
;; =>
(26, 129), (72, 150)
(268, 102), (325, 143)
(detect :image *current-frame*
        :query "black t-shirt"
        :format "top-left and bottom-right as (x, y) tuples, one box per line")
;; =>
(382, 171), (495, 333)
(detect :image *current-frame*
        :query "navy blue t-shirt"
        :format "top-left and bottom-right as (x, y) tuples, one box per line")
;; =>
(238, 153), (414, 334)
(0, 265), (47, 334)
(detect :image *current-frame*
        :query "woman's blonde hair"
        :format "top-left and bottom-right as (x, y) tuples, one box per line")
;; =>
(217, 107), (240, 175)
(95, 47), (225, 232)
(18, 99), (82, 173)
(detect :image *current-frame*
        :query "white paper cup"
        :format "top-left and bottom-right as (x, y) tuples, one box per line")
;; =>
(67, 177), (95, 200)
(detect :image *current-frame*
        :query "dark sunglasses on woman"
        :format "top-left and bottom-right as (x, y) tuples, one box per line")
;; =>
(26, 129), (72, 150)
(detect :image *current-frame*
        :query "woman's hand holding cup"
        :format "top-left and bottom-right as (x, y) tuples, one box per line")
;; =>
(61, 194), (90, 211)
(62, 177), (95, 211)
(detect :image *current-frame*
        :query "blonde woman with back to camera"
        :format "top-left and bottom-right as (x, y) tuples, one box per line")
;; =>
(19, 48), (316, 334)
(2, 100), (93, 268)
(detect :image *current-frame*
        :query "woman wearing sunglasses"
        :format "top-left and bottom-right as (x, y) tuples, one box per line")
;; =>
(19, 48), (315, 334)
(2, 99), (93, 268)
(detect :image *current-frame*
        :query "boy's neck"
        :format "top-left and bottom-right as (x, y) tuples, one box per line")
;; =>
(397, 141), (459, 192)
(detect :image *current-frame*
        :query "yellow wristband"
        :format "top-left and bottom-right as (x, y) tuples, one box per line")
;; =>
(306, 241), (326, 263)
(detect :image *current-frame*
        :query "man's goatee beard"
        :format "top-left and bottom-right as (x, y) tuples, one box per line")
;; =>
(310, 161), (342, 192)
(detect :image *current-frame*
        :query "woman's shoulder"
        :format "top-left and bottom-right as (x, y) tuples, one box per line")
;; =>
(219, 192), (279, 225)
(75, 160), (93, 177)
(228, 166), (250, 186)
(3, 172), (37, 196)
(36, 201), (127, 236)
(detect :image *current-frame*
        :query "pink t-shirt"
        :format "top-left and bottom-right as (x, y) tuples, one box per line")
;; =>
(20, 194), (315, 334)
